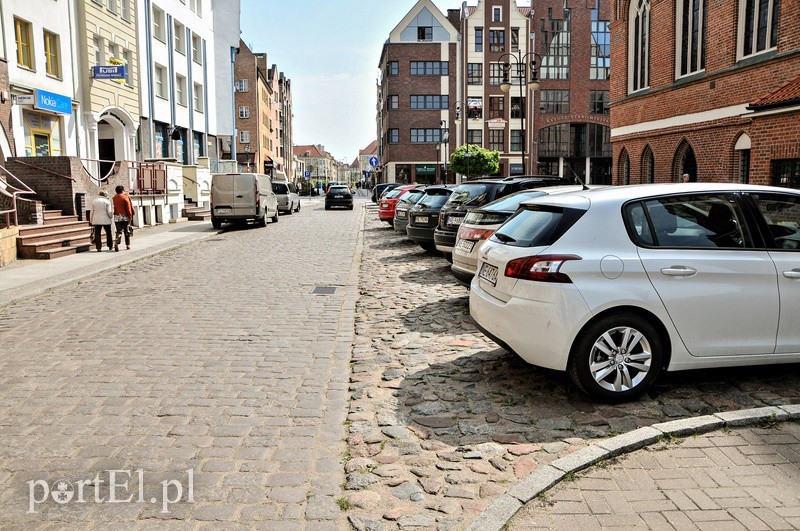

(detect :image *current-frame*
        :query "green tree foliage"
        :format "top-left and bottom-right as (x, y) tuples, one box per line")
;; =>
(449, 144), (500, 179)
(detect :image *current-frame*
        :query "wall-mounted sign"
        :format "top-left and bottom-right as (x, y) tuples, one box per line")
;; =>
(35, 89), (72, 115)
(16, 94), (35, 105)
(487, 118), (507, 130)
(92, 65), (127, 80)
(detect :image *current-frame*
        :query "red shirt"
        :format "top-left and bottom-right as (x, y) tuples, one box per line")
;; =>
(112, 193), (134, 219)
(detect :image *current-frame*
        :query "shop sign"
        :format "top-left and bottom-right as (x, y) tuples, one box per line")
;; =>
(35, 90), (72, 115)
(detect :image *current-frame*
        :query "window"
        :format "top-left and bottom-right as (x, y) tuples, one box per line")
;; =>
(410, 61), (449, 75)
(539, 124), (570, 157)
(511, 28), (520, 52)
(388, 95), (399, 110)
(634, 195), (750, 248)
(106, 0), (118, 14)
(387, 61), (399, 76)
(643, 146), (655, 183)
(239, 106), (250, 119)
(511, 130), (524, 152)
(587, 124), (611, 158)
(239, 130), (250, 144)
(467, 63), (482, 85)
(475, 28), (483, 52)
(467, 97), (482, 119)
(107, 42), (118, 62)
(154, 64), (167, 98)
(540, 90), (570, 114)
(489, 63), (504, 86)
(176, 75), (187, 106)
(194, 83), (204, 112)
(410, 95), (449, 110)
(467, 129), (482, 146)
(590, 90), (609, 114)
(772, 159), (800, 189)
(677, 0), (706, 77)
(739, 0), (780, 59)
(192, 34), (202, 64)
(43, 31), (61, 78)
(237, 79), (249, 92)
(174, 22), (186, 54)
(489, 96), (504, 119)
(14, 18), (34, 69)
(751, 193), (800, 250)
(511, 97), (526, 119)
(629, 0), (651, 92)
(153, 6), (166, 42)
(121, 0), (131, 21)
(417, 26), (433, 41)
(189, 0), (202, 16)
(123, 49), (133, 86)
(738, 150), (751, 184)
(590, 8), (610, 80)
(489, 130), (504, 152)
(541, 16), (571, 79)
(621, 151), (631, 185)
(388, 129), (399, 144)
(489, 30), (505, 52)
(410, 129), (445, 144)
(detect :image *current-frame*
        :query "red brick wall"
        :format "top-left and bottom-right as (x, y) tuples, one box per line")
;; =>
(750, 110), (800, 185)
(0, 59), (13, 159)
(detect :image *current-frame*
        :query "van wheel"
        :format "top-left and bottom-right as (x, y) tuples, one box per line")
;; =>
(257, 214), (267, 227)
(286, 207), (293, 215)
(212, 218), (222, 230)
(272, 210), (279, 223)
(295, 202), (301, 212)
(568, 312), (663, 402)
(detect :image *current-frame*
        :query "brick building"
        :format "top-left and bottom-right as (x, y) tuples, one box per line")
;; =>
(610, 0), (800, 187)
(376, 0), (459, 184)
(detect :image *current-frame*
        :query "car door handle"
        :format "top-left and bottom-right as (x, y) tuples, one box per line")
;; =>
(661, 266), (697, 277)
(235, 195), (244, 198)
(784, 269), (800, 279)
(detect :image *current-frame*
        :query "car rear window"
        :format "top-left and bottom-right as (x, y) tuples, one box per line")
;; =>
(492, 205), (586, 247)
(484, 190), (547, 212)
(399, 190), (425, 204)
(418, 191), (451, 208)
(330, 186), (349, 193)
(272, 183), (289, 194)
(385, 189), (403, 199)
(447, 184), (492, 206)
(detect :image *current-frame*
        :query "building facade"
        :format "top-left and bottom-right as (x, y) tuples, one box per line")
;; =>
(610, 0), (800, 186)
(3, 0), (79, 159)
(233, 40), (271, 173)
(211, 0), (239, 163)
(74, 0), (141, 165)
(294, 144), (337, 190)
(277, 71), (293, 179)
(137, 0), (216, 164)
(377, 0), (459, 184)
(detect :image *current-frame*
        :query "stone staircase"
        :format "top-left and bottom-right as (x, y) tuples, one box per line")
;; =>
(17, 208), (92, 259)
(183, 199), (211, 221)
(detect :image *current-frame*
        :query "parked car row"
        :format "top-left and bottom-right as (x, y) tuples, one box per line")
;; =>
(377, 179), (800, 402)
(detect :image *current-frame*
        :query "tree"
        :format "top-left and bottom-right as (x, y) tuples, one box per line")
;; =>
(449, 144), (500, 179)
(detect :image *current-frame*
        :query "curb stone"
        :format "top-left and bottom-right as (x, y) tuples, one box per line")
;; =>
(464, 404), (799, 531)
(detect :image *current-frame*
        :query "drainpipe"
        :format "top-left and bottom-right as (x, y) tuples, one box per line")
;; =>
(202, 39), (209, 160)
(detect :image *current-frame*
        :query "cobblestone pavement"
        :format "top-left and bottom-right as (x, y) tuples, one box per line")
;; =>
(345, 214), (800, 531)
(0, 199), (362, 529)
(511, 422), (800, 530)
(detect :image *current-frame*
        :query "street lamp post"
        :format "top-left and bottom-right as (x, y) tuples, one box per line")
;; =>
(440, 119), (450, 184)
(499, 51), (542, 176)
(464, 150), (472, 181)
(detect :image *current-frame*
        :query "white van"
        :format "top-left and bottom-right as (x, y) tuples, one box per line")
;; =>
(210, 173), (279, 229)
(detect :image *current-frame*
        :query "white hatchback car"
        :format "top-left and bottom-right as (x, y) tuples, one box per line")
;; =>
(470, 183), (800, 401)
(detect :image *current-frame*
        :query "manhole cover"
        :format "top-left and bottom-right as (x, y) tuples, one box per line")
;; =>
(312, 286), (337, 295)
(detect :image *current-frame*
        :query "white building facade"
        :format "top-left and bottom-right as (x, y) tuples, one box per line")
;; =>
(211, 0), (239, 163)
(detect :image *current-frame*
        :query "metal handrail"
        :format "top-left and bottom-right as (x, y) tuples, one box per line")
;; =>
(0, 165), (36, 228)
(8, 158), (76, 182)
(80, 157), (119, 187)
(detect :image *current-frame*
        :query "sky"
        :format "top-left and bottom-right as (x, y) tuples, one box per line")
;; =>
(239, 0), (472, 163)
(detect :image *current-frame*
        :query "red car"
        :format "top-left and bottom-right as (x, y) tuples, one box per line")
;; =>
(378, 185), (419, 224)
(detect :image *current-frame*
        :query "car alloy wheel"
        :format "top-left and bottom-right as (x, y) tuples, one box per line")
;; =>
(589, 327), (652, 393)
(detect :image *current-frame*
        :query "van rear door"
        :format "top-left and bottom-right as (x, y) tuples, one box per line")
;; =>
(234, 174), (257, 216)
(212, 174), (236, 214)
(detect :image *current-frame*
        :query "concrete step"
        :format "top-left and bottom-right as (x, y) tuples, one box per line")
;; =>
(30, 243), (92, 260)
(44, 215), (79, 225)
(18, 235), (93, 258)
(17, 225), (92, 245)
(187, 212), (211, 221)
(43, 209), (64, 220)
(19, 220), (90, 237)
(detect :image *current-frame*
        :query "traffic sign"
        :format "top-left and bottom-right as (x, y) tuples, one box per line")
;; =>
(304, 171), (311, 177)
(369, 156), (379, 169)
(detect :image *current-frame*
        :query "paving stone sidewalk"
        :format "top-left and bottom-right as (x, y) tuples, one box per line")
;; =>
(0, 199), (360, 529)
(510, 422), (800, 530)
(344, 215), (800, 531)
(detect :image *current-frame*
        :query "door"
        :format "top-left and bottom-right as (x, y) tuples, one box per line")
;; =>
(98, 138), (116, 178)
(234, 175), (257, 216)
(749, 192), (800, 353)
(34, 133), (50, 156)
(634, 193), (779, 357)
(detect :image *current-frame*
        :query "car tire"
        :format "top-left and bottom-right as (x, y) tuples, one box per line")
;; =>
(443, 252), (453, 263)
(257, 213), (267, 227)
(325, 205), (331, 210)
(295, 202), (301, 212)
(272, 209), (279, 223)
(211, 218), (222, 230)
(286, 207), (293, 215)
(419, 242), (437, 253)
(568, 312), (664, 402)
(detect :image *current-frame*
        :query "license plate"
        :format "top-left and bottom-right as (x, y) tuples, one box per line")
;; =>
(397, 211), (406, 219)
(335, 195), (344, 198)
(449, 215), (465, 226)
(415, 216), (429, 224)
(455, 239), (475, 253)
(479, 262), (499, 286)
(216, 208), (232, 214)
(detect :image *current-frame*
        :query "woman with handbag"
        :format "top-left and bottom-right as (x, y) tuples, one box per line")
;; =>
(112, 185), (135, 252)
(89, 190), (113, 252)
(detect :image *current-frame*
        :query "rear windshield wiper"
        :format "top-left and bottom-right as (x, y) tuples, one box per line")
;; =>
(494, 233), (517, 243)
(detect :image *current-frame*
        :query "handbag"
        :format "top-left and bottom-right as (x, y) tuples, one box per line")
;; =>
(127, 223), (134, 238)
(89, 227), (95, 244)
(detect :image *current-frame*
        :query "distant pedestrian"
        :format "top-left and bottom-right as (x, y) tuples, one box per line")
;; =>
(112, 185), (135, 252)
(682, 173), (691, 183)
(89, 190), (113, 252)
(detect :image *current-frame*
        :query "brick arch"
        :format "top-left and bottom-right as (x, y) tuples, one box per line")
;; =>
(641, 144), (655, 184)
(730, 130), (752, 184)
(672, 138), (698, 182)
(618, 148), (631, 185)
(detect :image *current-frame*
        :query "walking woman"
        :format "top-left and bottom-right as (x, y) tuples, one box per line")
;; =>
(89, 190), (113, 252)
(112, 185), (135, 252)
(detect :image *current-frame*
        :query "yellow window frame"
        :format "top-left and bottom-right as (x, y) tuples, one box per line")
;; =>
(44, 31), (61, 78)
(14, 17), (34, 69)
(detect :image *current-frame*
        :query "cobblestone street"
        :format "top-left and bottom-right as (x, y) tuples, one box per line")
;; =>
(0, 199), (362, 529)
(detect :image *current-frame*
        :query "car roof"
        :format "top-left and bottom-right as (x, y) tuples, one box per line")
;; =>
(459, 176), (570, 185)
(519, 183), (800, 207)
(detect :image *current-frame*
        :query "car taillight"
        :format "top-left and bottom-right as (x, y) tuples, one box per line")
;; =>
(459, 226), (495, 241)
(504, 255), (582, 283)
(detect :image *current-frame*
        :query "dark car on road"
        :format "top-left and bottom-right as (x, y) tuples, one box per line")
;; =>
(325, 185), (354, 210)
(371, 183), (399, 203)
(433, 176), (571, 260)
(393, 186), (427, 233)
(406, 186), (455, 252)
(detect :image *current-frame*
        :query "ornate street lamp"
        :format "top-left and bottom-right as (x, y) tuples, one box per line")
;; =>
(499, 51), (543, 175)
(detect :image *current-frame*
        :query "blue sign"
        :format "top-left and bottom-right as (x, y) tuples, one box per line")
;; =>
(304, 171), (311, 177)
(35, 89), (72, 115)
(369, 156), (379, 169)
(92, 65), (127, 80)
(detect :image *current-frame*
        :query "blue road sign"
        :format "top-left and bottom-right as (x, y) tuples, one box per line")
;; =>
(304, 171), (311, 177)
(369, 156), (379, 169)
